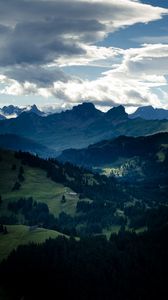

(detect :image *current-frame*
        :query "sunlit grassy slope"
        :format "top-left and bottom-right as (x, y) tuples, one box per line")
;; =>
(0, 149), (78, 262)
(0, 149), (79, 217)
(0, 225), (64, 262)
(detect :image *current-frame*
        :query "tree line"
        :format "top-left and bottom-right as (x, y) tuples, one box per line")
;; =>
(1, 224), (168, 300)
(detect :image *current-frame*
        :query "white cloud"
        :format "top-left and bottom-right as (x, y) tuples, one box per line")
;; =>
(132, 36), (168, 44)
(45, 44), (168, 109)
(1, 43), (168, 109)
(56, 45), (123, 67)
(0, 1), (168, 110)
(104, 44), (168, 83)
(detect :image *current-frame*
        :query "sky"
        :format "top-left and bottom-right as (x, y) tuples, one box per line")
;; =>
(0, 0), (168, 112)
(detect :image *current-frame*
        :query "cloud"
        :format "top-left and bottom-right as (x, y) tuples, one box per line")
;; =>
(56, 45), (123, 67)
(105, 44), (168, 78)
(132, 36), (168, 44)
(19, 43), (168, 109)
(0, 0), (167, 67)
(0, 1), (168, 109)
(4, 65), (69, 87)
(1, 43), (168, 109)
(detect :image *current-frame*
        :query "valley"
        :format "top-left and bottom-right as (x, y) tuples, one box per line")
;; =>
(0, 106), (168, 300)
(0, 144), (168, 262)
(1, 0), (168, 297)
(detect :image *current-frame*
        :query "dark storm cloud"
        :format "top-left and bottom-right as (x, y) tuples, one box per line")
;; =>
(0, 24), (11, 35)
(0, 35), (85, 66)
(0, 0), (106, 66)
(4, 66), (70, 87)
(0, 0), (125, 25)
(0, 0), (166, 67)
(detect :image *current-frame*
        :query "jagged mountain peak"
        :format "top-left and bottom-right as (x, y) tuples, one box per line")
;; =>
(69, 102), (102, 119)
(106, 105), (128, 120)
(130, 105), (168, 120)
(26, 104), (44, 116)
(72, 102), (96, 112)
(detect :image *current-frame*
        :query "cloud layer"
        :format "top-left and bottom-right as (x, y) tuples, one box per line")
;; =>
(0, 0), (168, 109)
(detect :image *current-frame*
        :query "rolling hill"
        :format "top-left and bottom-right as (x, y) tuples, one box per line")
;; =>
(0, 149), (82, 260)
(0, 148), (168, 262)
(0, 149), (128, 242)
(0, 149), (82, 218)
(0, 225), (64, 262)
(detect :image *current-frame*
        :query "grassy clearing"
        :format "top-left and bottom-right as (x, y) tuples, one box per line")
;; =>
(0, 150), (79, 217)
(0, 225), (64, 262)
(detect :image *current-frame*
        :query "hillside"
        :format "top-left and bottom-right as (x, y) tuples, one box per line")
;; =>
(0, 149), (82, 218)
(0, 149), (129, 241)
(0, 103), (168, 151)
(0, 149), (82, 260)
(1, 225), (168, 300)
(0, 225), (64, 262)
(59, 132), (168, 180)
(1, 148), (168, 251)
(0, 134), (58, 158)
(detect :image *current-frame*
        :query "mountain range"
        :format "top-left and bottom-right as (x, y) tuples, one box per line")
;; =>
(0, 103), (168, 152)
(130, 106), (168, 120)
(1, 103), (168, 120)
(0, 134), (58, 158)
(0, 113), (6, 121)
(0, 104), (45, 119)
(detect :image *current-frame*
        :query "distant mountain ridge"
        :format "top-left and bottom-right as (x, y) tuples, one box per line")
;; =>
(130, 106), (168, 120)
(0, 103), (168, 151)
(0, 114), (6, 121)
(1, 103), (168, 120)
(0, 104), (45, 118)
(59, 132), (168, 166)
(0, 134), (58, 158)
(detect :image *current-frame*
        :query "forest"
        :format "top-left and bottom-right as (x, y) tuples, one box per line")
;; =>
(1, 224), (168, 300)
(0, 150), (168, 236)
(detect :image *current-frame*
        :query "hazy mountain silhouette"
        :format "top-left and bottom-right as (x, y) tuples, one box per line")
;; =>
(0, 103), (168, 151)
(130, 106), (168, 120)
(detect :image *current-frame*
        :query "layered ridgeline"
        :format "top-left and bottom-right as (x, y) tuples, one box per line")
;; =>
(0, 104), (45, 119)
(1, 148), (168, 261)
(0, 114), (5, 121)
(59, 132), (168, 181)
(130, 105), (168, 120)
(1, 103), (168, 120)
(0, 134), (58, 158)
(0, 103), (168, 151)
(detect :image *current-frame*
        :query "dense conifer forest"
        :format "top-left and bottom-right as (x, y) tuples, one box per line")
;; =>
(1, 224), (168, 300)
